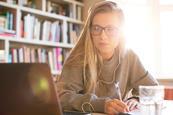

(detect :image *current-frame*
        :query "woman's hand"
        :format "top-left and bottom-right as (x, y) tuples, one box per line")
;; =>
(104, 99), (129, 115)
(125, 98), (139, 111)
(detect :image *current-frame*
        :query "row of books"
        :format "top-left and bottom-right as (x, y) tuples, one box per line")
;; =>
(47, 1), (68, 16)
(22, 14), (81, 44)
(0, 5), (81, 44)
(9, 47), (69, 71)
(47, 1), (82, 20)
(0, 11), (15, 33)
(1, 0), (17, 4)
(4, 0), (30, 6)
(67, 22), (81, 44)
(21, 14), (62, 42)
(2, 0), (83, 20)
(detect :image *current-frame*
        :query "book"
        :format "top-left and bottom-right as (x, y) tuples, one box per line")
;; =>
(0, 50), (5, 63)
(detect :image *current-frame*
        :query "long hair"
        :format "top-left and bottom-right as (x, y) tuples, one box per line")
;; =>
(63, 0), (125, 93)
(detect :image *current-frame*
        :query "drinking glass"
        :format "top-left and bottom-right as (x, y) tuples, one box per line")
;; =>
(139, 85), (164, 115)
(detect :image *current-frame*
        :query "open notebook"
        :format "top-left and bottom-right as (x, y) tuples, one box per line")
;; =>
(0, 63), (63, 115)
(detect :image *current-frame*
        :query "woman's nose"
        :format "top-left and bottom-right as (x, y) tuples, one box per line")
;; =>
(100, 30), (108, 40)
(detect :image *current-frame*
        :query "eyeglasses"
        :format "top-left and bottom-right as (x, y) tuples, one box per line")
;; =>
(90, 25), (119, 37)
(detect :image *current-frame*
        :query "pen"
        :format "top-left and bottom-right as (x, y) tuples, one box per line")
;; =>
(115, 82), (122, 101)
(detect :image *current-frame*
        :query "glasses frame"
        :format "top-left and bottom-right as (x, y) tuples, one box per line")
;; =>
(90, 25), (119, 37)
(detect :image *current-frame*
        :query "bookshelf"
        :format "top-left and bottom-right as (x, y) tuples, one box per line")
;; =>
(0, 0), (84, 77)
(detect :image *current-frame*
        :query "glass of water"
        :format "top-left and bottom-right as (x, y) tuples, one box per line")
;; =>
(139, 85), (164, 115)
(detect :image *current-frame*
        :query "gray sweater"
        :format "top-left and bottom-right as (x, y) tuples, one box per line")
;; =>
(56, 49), (158, 113)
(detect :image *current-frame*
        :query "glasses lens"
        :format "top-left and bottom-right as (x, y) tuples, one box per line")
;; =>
(91, 25), (102, 36)
(105, 27), (118, 36)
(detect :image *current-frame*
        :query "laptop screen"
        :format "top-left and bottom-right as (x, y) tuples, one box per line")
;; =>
(0, 63), (62, 115)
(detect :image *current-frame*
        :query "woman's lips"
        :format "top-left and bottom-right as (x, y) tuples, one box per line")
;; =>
(99, 42), (108, 46)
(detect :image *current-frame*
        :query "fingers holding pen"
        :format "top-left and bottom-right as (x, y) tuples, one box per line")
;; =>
(112, 99), (129, 112)
(105, 99), (129, 115)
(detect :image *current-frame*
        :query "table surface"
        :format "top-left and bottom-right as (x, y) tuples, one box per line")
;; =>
(92, 100), (173, 115)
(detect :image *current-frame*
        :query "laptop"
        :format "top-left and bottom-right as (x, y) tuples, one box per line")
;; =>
(0, 63), (92, 115)
(0, 63), (63, 115)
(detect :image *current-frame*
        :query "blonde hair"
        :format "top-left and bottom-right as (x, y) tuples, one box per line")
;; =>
(63, 1), (125, 93)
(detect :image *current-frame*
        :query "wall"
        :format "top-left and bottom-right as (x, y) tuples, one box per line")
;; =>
(158, 79), (173, 86)
(83, 0), (103, 21)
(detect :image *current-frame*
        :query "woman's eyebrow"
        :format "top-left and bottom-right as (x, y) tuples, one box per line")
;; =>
(92, 24), (118, 28)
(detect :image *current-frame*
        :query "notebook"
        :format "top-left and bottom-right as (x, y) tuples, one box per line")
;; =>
(0, 63), (63, 115)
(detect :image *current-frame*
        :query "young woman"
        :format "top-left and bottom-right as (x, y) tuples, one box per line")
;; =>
(56, 1), (158, 115)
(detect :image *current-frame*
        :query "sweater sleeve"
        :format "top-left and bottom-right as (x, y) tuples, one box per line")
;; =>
(128, 50), (159, 96)
(56, 65), (109, 113)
